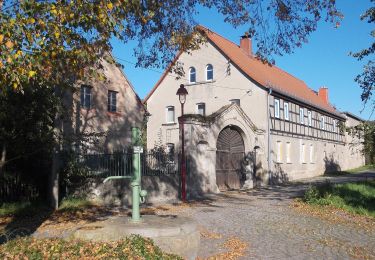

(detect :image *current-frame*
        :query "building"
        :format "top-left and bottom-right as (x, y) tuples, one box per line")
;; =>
(61, 55), (146, 153)
(144, 26), (365, 196)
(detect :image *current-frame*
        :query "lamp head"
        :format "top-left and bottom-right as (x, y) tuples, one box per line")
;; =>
(176, 84), (188, 104)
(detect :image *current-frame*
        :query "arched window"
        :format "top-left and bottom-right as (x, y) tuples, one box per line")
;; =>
(206, 64), (213, 81)
(189, 67), (196, 83)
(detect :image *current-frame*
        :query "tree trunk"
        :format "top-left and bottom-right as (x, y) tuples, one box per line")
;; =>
(49, 148), (60, 210)
(0, 143), (6, 176)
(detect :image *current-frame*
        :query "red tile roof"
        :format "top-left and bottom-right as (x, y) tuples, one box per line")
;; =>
(145, 26), (343, 118)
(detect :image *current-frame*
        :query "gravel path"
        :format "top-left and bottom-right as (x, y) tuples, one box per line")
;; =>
(186, 172), (375, 259)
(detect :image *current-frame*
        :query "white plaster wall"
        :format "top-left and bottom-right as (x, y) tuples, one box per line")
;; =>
(146, 40), (268, 150)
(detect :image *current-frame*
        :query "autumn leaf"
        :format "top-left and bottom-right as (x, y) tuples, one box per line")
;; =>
(0, 34), (4, 43)
(107, 2), (113, 11)
(28, 71), (37, 78)
(5, 41), (14, 49)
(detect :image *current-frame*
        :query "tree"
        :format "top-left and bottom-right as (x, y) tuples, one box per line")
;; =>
(0, 0), (343, 91)
(352, 0), (374, 109)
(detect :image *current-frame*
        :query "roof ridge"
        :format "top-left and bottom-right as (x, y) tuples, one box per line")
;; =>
(199, 25), (308, 87)
(197, 24), (240, 49)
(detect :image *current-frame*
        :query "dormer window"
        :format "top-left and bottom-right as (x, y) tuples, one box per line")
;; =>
(189, 67), (196, 83)
(206, 64), (213, 81)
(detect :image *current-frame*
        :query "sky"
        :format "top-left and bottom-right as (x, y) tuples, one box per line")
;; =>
(111, 1), (373, 119)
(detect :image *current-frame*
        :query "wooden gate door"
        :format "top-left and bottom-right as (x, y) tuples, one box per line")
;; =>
(216, 126), (245, 190)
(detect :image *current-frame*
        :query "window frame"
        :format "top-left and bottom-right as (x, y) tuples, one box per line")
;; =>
(320, 116), (325, 130)
(308, 111), (312, 126)
(206, 64), (213, 81)
(166, 106), (175, 123)
(166, 143), (175, 161)
(189, 67), (196, 84)
(80, 85), (92, 109)
(274, 99), (280, 118)
(301, 143), (306, 163)
(333, 119), (337, 133)
(299, 108), (304, 124)
(309, 144), (314, 163)
(196, 103), (206, 116)
(284, 102), (289, 120)
(286, 142), (291, 163)
(107, 90), (117, 112)
(276, 141), (282, 163)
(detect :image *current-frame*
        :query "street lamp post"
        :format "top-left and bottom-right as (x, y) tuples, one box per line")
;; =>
(176, 84), (188, 202)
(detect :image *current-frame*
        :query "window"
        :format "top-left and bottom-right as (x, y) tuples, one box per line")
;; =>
(189, 67), (196, 83)
(80, 85), (92, 109)
(107, 90), (117, 112)
(309, 144), (314, 163)
(276, 141), (282, 163)
(197, 103), (206, 116)
(299, 108), (304, 124)
(301, 143), (306, 163)
(206, 64), (213, 81)
(230, 99), (240, 106)
(286, 142), (291, 163)
(284, 102), (289, 120)
(166, 143), (175, 161)
(320, 116), (325, 130)
(333, 119), (337, 133)
(308, 111), (312, 126)
(166, 106), (175, 123)
(274, 99), (280, 118)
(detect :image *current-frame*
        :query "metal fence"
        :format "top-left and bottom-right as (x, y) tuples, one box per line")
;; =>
(80, 151), (179, 178)
(0, 173), (40, 203)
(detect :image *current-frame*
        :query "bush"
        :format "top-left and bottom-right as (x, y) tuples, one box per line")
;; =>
(0, 235), (182, 259)
(303, 181), (333, 205)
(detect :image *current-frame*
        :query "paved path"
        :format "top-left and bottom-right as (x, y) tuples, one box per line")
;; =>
(184, 172), (375, 259)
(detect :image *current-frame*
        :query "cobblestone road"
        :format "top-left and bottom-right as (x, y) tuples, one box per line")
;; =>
(185, 172), (375, 259)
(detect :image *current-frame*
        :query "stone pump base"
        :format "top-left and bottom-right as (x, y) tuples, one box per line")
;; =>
(72, 215), (200, 260)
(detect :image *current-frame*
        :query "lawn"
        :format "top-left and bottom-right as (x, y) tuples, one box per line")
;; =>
(326, 164), (375, 176)
(303, 180), (375, 217)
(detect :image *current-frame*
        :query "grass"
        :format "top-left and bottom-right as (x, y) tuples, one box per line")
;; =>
(0, 235), (182, 259)
(58, 196), (96, 212)
(326, 164), (375, 176)
(303, 180), (375, 217)
(0, 196), (95, 217)
(0, 201), (48, 218)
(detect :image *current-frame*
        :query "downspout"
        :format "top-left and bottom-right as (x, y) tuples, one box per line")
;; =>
(267, 88), (272, 185)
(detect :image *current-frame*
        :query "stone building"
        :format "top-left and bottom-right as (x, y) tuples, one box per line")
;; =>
(144, 26), (365, 196)
(61, 56), (146, 153)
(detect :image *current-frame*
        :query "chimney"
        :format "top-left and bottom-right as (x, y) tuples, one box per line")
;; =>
(240, 33), (252, 56)
(318, 87), (329, 104)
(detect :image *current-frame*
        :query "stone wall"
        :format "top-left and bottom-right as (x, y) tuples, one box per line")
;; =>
(73, 174), (180, 206)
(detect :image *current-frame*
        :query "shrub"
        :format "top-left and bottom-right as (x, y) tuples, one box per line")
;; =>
(0, 235), (182, 259)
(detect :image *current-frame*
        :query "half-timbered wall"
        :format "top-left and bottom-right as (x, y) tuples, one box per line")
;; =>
(269, 95), (345, 143)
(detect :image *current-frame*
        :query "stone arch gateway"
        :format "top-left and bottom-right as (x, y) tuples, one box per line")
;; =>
(216, 126), (245, 190)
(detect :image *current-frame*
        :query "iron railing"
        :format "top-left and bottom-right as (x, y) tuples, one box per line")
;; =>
(80, 151), (179, 178)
